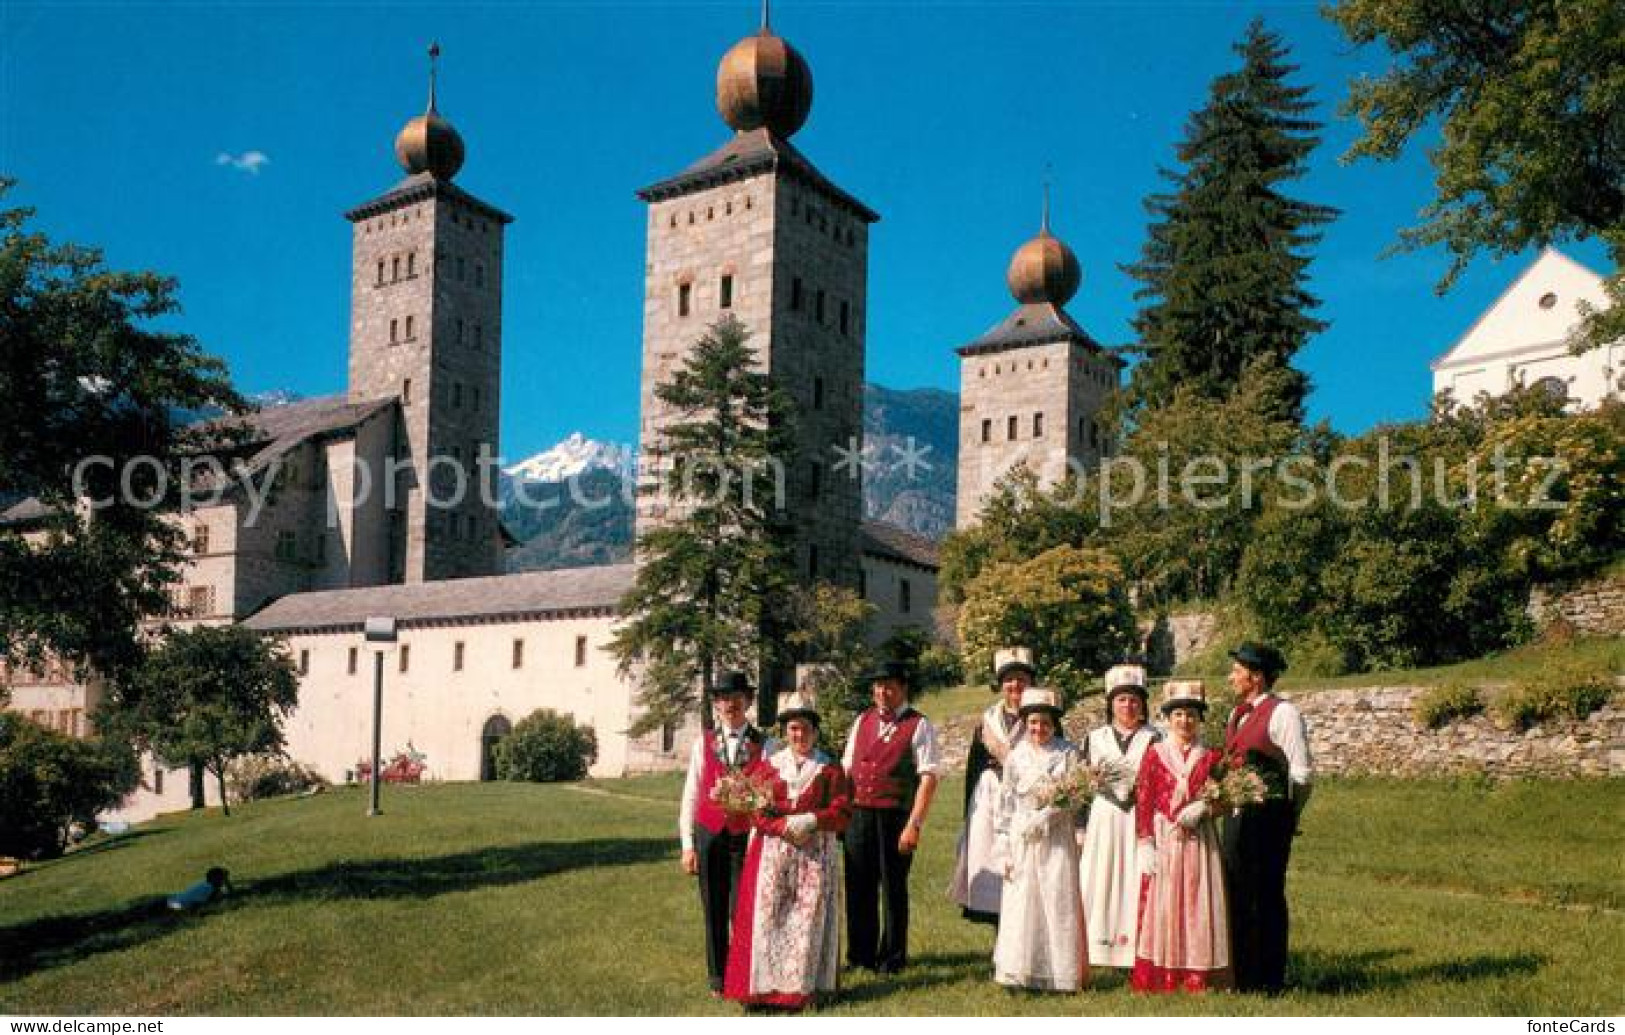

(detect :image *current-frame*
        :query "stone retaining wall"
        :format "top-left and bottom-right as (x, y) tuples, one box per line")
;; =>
(1528, 575), (1625, 637)
(931, 686), (1624, 779)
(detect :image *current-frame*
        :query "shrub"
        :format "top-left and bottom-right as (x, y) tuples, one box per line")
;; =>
(226, 755), (330, 803)
(1491, 659), (1617, 731)
(1412, 683), (1484, 729)
(496, 710), (598, 783)
(0, 715), (140, 860)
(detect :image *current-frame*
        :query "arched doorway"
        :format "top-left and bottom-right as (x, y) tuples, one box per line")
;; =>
(480, 714), (512, 781)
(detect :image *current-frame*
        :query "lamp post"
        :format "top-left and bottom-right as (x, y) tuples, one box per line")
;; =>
(363, 615), (398, 817)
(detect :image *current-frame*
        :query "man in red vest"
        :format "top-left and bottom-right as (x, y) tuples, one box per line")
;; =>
(678, 671), (772, 995)
(842, 658), (941, 974)
(1220, 642), (1313, 994)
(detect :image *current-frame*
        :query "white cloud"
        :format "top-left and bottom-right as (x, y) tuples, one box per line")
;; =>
(215, 150), (270, 175)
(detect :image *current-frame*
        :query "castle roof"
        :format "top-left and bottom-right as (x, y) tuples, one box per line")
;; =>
(244, 563), (639, 634)
(860, 520), (940, 572)
(637, 127), (878, 224)
(957, 302), (1114, 357)
(200, 394), (398, 481)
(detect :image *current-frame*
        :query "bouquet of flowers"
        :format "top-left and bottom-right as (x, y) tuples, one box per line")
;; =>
(709, 770), (776, 817)
(1034, 760), (1112, 812)
(1200, 766), (1268, 812)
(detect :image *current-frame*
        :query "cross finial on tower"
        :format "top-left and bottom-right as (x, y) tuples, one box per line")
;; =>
(427, 42), (442, 113)
(1041, 164), (1052, 235)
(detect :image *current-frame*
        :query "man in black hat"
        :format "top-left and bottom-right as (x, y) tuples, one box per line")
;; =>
(677, 671), (772, 995)
(1220, 642), (1313, 994)
(841, 658), (941, 974)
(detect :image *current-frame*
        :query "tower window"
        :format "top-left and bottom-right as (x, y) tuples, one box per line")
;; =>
(475, 263), (484, 288)
(719, 274), (733, 310)
(399, 645), (410, 674)
(457, 318), (465, 345)
(669, 213), (677, 229)
(725, 201), (733, 216)
(392, 256), (401, 281)
(454, 641), (465, 672)
(707, 206), (714, 220)
(745, 195), (752, 209)
(808, 543), (819, 577)
(791, 277), (803, 311)
(452, 383), (462, 408)
(299, 650), (309, 676)
(472, 387), (481, 411)
(403, 378), (412, 405)
(981, 419), (991, 444)
(192, 523), (210, 554)
(376, 260), (385, 286)
(840, 300), (850, 336)
(900, 578), (912, 614)
(1008, 416), (1018, 441)
(810, 462), (822, 500)
(678, 282), (692, 317)
(348, 647), (358, 676)
(407, 252), (416, 277)
(688, 211), (695, 225)
(475, 324), (484, 349)
(404, 315), (414, 340)
(575, 636), (587, 667)
(1033, 413), (1044, 438)
(512, 639), (524, 669)
(276, 530), (296, 561)
(814, 377), (824, 410)
(816, 289), (825, 324)
(390, 318), (399, 344)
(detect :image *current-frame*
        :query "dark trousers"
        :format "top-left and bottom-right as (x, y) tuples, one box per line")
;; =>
(694, 824), (748, 991)
(844, 806), (913, 972)
(1222, 799), (1296, 993)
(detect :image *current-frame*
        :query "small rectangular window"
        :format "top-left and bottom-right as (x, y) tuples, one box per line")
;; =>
(276, 530), (297, 562)
(678, 282), (692, 317)
(1033, 412), (1044, 438)
(404, 315), (414, 340)
(840, 300), (850, 335)
(390, 318), (399, 344)
(475, 263), (485, 288)
(981, 419), (992, 444)
(348, 647), (358, 675)
(816, 289), (825, 324)
(808, 544), (819, 578)
(376, 260), (386, 286)
(403, 378), (413, 405)
(475, 324), (484, 349)
(575, 636), (587, 667)
(814, 377), (824, 410)
(192, 523), (210, 554)
(453, 383), (462, 408)
(900, 578), (912, 614)
(399, 645), (411, 673)
(392, 256), (401, 281)
(512, 639), (524, 669)
(154, 767), (164, 794)
(299, 650), (310, 676)
(719, 274), (733, 310)
(407, 252), (416, 277)
(454, 641), (465, 672)
(1008, 416), (1018, 441)
(457, 318), (465, 345)
(791, 277), (803, 311)
(810, 462), (821, 500)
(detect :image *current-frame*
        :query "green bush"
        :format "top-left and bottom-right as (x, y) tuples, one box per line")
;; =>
(1491, 660), (1617, 731)
(495, 709), (598, 783)
(0, 714), (140, 860)
(1412, 682), (1484, 729)
(226, 755), (329, 803)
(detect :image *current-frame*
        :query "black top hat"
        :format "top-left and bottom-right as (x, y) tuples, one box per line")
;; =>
(863, 658), (914, 686)
(1229, 642), (1288, 678)
(709, 671), (755, 698)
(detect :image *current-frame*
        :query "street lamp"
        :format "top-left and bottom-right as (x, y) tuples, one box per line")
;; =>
(363, 615), (398, 817)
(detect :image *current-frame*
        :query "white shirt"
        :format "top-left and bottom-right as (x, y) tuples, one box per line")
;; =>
(840, 706), (941, 778)
(678, 721), (772, 851)
(1233, 693), (1314, 787)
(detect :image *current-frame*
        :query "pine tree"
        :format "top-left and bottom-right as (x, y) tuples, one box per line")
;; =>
(608, 316), (798, 735)
(1123, 19), (1337, 422)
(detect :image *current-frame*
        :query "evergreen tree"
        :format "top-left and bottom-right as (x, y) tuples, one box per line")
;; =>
(1122, 19), (1337, 422)
(608, 316), (798, 735)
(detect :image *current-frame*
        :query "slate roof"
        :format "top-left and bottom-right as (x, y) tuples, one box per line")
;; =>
(957, 302), (1113, 357)
(199, 394), (398, 480)
(637, 128), (879, 224)
(860, 521), (940, 571)
(344, 172), (515, 225)
(244, 563), (639, 633)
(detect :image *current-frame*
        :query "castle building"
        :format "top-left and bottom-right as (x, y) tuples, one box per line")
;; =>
(954, 200), (1122, 528)
(633, 11), (876, 592)
(3, 26), (938, 824)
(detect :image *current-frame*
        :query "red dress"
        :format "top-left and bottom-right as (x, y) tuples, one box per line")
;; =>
(722, 750), (851, 1009)
(1130, 740), (1232, 993)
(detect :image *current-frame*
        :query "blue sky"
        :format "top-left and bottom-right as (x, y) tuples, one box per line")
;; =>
(1, 1), (1611, 460)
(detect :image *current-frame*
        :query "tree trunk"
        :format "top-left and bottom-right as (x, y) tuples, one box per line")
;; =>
(214, 763), (230, 817)
(189, 762), (205, 810)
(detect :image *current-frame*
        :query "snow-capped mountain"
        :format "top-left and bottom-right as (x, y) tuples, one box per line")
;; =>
(503, 433), (633, 483)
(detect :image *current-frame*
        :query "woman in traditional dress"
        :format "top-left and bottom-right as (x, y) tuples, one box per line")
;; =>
(723, 693), (850, 1010)
(1132, 679), (1231, 994)
(992, 686), (1088, 992)
(1078, 663), (1161, 970)
(950, 647), (1034, 924)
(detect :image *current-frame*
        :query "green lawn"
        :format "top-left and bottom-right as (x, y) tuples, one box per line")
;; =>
(2, 776), (1620, 1015)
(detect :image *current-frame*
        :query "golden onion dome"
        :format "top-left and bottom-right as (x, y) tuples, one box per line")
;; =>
(716, 27), (814, 138)
(395, 43), (465, 181)
(1007, 228), (1082, 306)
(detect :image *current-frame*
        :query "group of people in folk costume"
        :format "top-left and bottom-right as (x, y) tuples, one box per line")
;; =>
(675, 641), (1309, 1009)
(677, 660), (939, 1009)
(950, 642), (1313, 995)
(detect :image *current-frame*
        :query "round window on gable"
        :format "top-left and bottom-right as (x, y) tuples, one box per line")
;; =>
(1538, 292), (1558, 309)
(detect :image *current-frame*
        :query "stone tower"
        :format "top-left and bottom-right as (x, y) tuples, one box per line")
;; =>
(345, 45), (511, 582)
(955, 196), (1120, 528)
(634, 10), (877, 591)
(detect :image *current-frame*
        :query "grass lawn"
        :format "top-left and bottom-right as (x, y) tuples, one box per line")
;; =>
(1278, 636), (1624, 694)
(1, 776), (1620, 1015)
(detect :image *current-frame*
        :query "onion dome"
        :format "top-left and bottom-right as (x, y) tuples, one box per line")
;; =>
(1006, 185), (1081, 305)
(394, 43), (465, 181)
(716, 4), (813, 137)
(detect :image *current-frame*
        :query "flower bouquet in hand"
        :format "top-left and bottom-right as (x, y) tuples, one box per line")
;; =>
(709, 770), (777, 818)
(1199, 766), (1268, 814)
(1034, 760), (1104, 813)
